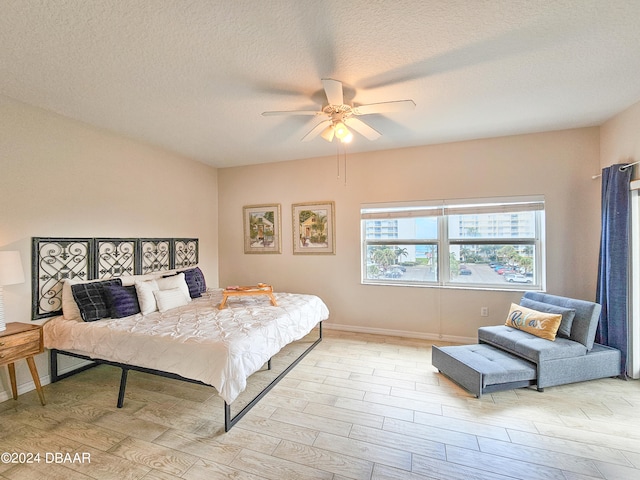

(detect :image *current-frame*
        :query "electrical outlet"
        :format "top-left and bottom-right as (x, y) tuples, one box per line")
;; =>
(481, 307), (489, 317)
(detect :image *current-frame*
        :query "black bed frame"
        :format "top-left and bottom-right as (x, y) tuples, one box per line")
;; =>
(49, 322), (322, 432)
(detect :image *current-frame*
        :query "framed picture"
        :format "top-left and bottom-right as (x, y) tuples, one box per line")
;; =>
(292, 201), (335, 254)
(243, 204), (282, 254)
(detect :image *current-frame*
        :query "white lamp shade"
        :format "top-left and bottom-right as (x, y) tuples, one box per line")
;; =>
(0, 251), (25, 286)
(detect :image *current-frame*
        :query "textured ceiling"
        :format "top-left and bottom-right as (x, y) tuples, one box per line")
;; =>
(2, 0), (640, 168)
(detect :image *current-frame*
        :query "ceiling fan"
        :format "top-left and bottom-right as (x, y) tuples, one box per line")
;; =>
(261, 79), (415, 143)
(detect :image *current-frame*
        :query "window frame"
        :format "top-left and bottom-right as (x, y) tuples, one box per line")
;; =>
(361, 196), (545, 291)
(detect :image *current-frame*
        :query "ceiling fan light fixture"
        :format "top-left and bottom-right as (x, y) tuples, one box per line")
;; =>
(320, 125), (335, 142)
(341, 131), (353, 143)
(334, 122), (350, 140)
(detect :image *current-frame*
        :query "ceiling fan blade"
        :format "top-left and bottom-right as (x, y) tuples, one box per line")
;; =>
(322, 78), (344, 106)
(344, 117), (381, 141)
(302, 119), (333, 142)
(261, 110), (322, 116)
(352, 100), (416, 116)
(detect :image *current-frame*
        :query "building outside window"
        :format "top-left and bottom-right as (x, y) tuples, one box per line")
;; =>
(361, 196), (545, 290)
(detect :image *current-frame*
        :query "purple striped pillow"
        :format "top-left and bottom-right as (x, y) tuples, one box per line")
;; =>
(181, 267), (207, 298)
(103, 284), (141, 319)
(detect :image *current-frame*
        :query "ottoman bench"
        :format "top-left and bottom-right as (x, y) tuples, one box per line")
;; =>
(432, 344), (538, 398)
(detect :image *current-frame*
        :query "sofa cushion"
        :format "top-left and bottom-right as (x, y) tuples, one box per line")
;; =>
(432, 344), (536, 396)
(479, 325), (588, 364)
(522, 292), (601, 350)
(505, 303), (562, 341)
(519, 297), (575, 338)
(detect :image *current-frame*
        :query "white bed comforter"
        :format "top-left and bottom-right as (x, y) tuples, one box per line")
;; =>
(43, 289), (329, 404)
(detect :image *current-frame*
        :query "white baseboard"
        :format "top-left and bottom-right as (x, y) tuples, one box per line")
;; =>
(0, 358), (93, 403)
(323, 322), (475, 345)
(0, 376), (50, 403)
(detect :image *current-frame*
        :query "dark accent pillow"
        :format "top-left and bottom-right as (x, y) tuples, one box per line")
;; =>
(519, 297), (576, 338)
(71, 279), (123, 322)
(103, 284), (141, 319)
(182, 267), (207, 298)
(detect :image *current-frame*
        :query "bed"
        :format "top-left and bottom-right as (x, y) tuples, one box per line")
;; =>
(44, 288), (327, 430)
(33, 237), (329, 431)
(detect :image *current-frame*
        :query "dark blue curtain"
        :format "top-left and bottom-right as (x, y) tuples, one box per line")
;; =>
(596, 163), (632, 376)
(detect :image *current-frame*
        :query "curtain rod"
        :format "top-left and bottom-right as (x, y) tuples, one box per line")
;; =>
(591, 160), (639, 179)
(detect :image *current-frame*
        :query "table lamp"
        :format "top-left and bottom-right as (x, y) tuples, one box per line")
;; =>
(0, 251), (25, 332)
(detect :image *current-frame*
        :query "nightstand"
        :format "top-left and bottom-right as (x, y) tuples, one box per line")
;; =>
(0, 323), (46, 405)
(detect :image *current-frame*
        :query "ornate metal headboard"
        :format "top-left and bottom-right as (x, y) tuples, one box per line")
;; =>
(32, 237), (198, 320)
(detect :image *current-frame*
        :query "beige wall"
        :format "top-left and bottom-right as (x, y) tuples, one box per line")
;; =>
(218, 127), (601, 341)
(0, 96), (219, 400)
(601, 99), (640, 177)
(0, 93), (618, 401)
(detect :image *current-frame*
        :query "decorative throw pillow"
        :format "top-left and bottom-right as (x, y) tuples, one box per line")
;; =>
(71, 278), (123, 322)
(519, 297), (576, 338)
(135, 279), (160, 315)
(181, 267), (206, 298)
(505, 303), (562, 341)
(62, 278), (83, 321)
(156, 272), (191, 303)
(103, 284), (141, 319)
(153, 287), (190, 313)
(63, 277), (109, 321)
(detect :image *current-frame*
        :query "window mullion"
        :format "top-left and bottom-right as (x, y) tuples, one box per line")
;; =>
(365, 240), (438, 246)
(439, 214), (448, 285)
(449, 238), (536, 246)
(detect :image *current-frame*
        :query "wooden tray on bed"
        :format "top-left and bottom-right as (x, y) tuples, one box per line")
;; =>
(219, 284), (278, 309)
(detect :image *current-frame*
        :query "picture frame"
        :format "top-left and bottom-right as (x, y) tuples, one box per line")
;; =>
(292, 201), (335, 254)
(243, 204), (282, 254)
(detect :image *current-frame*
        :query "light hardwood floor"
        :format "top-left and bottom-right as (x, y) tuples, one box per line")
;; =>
(1, 329), (639, 480)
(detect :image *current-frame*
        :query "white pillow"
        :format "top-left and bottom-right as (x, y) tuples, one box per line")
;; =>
(152, 269), (179, 279)
(120, 273), (159, 287)
(156, 273), (191, 304)
(135, 279), (159, 315)
(154, 287), (189, 313)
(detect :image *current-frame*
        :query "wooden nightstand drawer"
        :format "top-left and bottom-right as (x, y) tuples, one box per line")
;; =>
(0, 328), (41, 349)
(0, 339), (42, 364)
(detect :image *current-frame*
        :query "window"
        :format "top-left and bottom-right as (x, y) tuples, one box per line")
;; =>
(361, 196), (545, 290)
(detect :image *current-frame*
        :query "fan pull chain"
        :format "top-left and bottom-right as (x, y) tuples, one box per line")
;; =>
(336, 143), (348, 185)
(343, 146), (347, 186)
